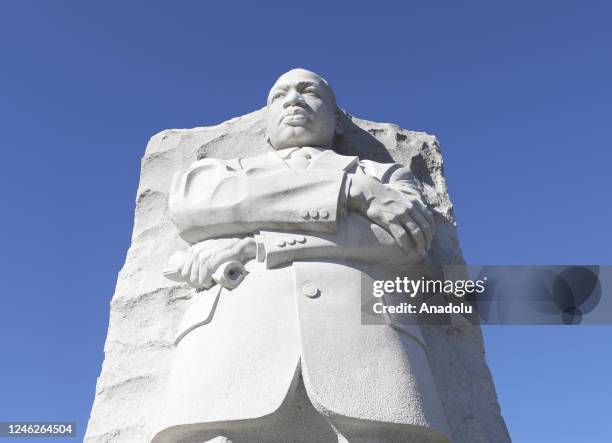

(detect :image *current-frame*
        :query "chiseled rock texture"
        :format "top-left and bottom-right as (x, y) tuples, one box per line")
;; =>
(85, 109), (510, 443)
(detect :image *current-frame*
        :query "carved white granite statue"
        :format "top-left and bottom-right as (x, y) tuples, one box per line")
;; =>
(151, 69), (451, 443)
(86, 68), (509, 443)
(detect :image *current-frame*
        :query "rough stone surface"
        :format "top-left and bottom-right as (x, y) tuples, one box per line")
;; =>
(85, 108), (510, 442)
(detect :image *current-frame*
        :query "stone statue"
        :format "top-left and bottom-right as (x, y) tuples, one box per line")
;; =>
(151, 69), (451, 443)
(85, 68), (510, 443)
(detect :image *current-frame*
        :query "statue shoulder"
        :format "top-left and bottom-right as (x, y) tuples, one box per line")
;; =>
(177, 151), (284, 177)
(180, 156), (244, 174)
(356, 159), (404, 183)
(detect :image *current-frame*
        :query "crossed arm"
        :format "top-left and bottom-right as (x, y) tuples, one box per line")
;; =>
(168, 158), (434, 288)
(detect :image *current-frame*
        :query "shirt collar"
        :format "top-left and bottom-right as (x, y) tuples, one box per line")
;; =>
(271, 146), (328, 159)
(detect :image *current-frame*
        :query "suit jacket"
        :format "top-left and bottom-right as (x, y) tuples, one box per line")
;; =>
(152, 148), (450, 443)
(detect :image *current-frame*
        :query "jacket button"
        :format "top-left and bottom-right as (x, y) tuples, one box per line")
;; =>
(300, 209), (309, 219)
(320, 209), (329, 219)
(309, 209), (319, 218)
(286, 237), (296, 245)
(296, 235), (306, 243)
(276, 240), (286, 247)
(302, 283), (320, 298)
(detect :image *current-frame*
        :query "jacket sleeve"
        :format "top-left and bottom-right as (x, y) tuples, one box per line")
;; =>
(258, 161), (432, 267)
(168, 158), (347, 244)
(358, 160), (423, 199)
(257, 213), (424, 268)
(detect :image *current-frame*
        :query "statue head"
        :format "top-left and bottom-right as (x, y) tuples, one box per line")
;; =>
(266, 68), (343, 150)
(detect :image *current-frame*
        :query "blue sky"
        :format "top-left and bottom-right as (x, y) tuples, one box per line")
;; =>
(0, 1), (610, 441)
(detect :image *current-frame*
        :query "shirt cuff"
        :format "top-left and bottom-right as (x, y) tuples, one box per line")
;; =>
(254, 234), (266, 262)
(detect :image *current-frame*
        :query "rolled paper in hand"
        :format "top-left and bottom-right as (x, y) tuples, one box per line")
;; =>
(212, 261), (247, 289)
(163, 250), (247, 290)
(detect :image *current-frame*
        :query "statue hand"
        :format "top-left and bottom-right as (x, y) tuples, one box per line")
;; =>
(348, 175), (433, 255)
(179, 237), (256, 289)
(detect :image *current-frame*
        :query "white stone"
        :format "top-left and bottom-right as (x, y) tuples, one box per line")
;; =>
(85, 70), (509, 443)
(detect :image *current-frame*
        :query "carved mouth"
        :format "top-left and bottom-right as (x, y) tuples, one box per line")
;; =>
(282, 114), (309, 125)
(280, 108), (310, 125)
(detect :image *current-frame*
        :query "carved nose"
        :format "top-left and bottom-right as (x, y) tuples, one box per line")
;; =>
(284, 91), (305, 107)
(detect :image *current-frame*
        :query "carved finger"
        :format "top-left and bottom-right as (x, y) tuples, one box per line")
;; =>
(198, 257), (213, 288)
(402, 219), (426, 256)
(408, 208), (433, 250)
(180, 256), (193, 280)
(388, 222), (411, 253)
(190, 256), (201, 286)
(414, 200), (435, 226)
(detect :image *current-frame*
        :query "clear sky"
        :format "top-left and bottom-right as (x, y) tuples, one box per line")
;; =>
(0, 1), (610, 442)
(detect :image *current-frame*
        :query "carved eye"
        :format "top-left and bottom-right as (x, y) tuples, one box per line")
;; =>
(303, 87), (320, 97)
(271, 91), (285, 102)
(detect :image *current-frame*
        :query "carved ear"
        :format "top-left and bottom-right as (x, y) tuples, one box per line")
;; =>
(335, 108), (345, 136)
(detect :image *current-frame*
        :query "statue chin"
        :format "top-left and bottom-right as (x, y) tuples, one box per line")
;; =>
(268, 123), (335, 151)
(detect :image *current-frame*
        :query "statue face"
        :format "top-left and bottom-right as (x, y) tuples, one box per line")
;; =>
(266, 69), (337, 150)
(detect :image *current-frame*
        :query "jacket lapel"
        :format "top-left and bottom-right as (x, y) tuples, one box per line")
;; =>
(241, 151), (289, 172)
(309, 149), (359, 172)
